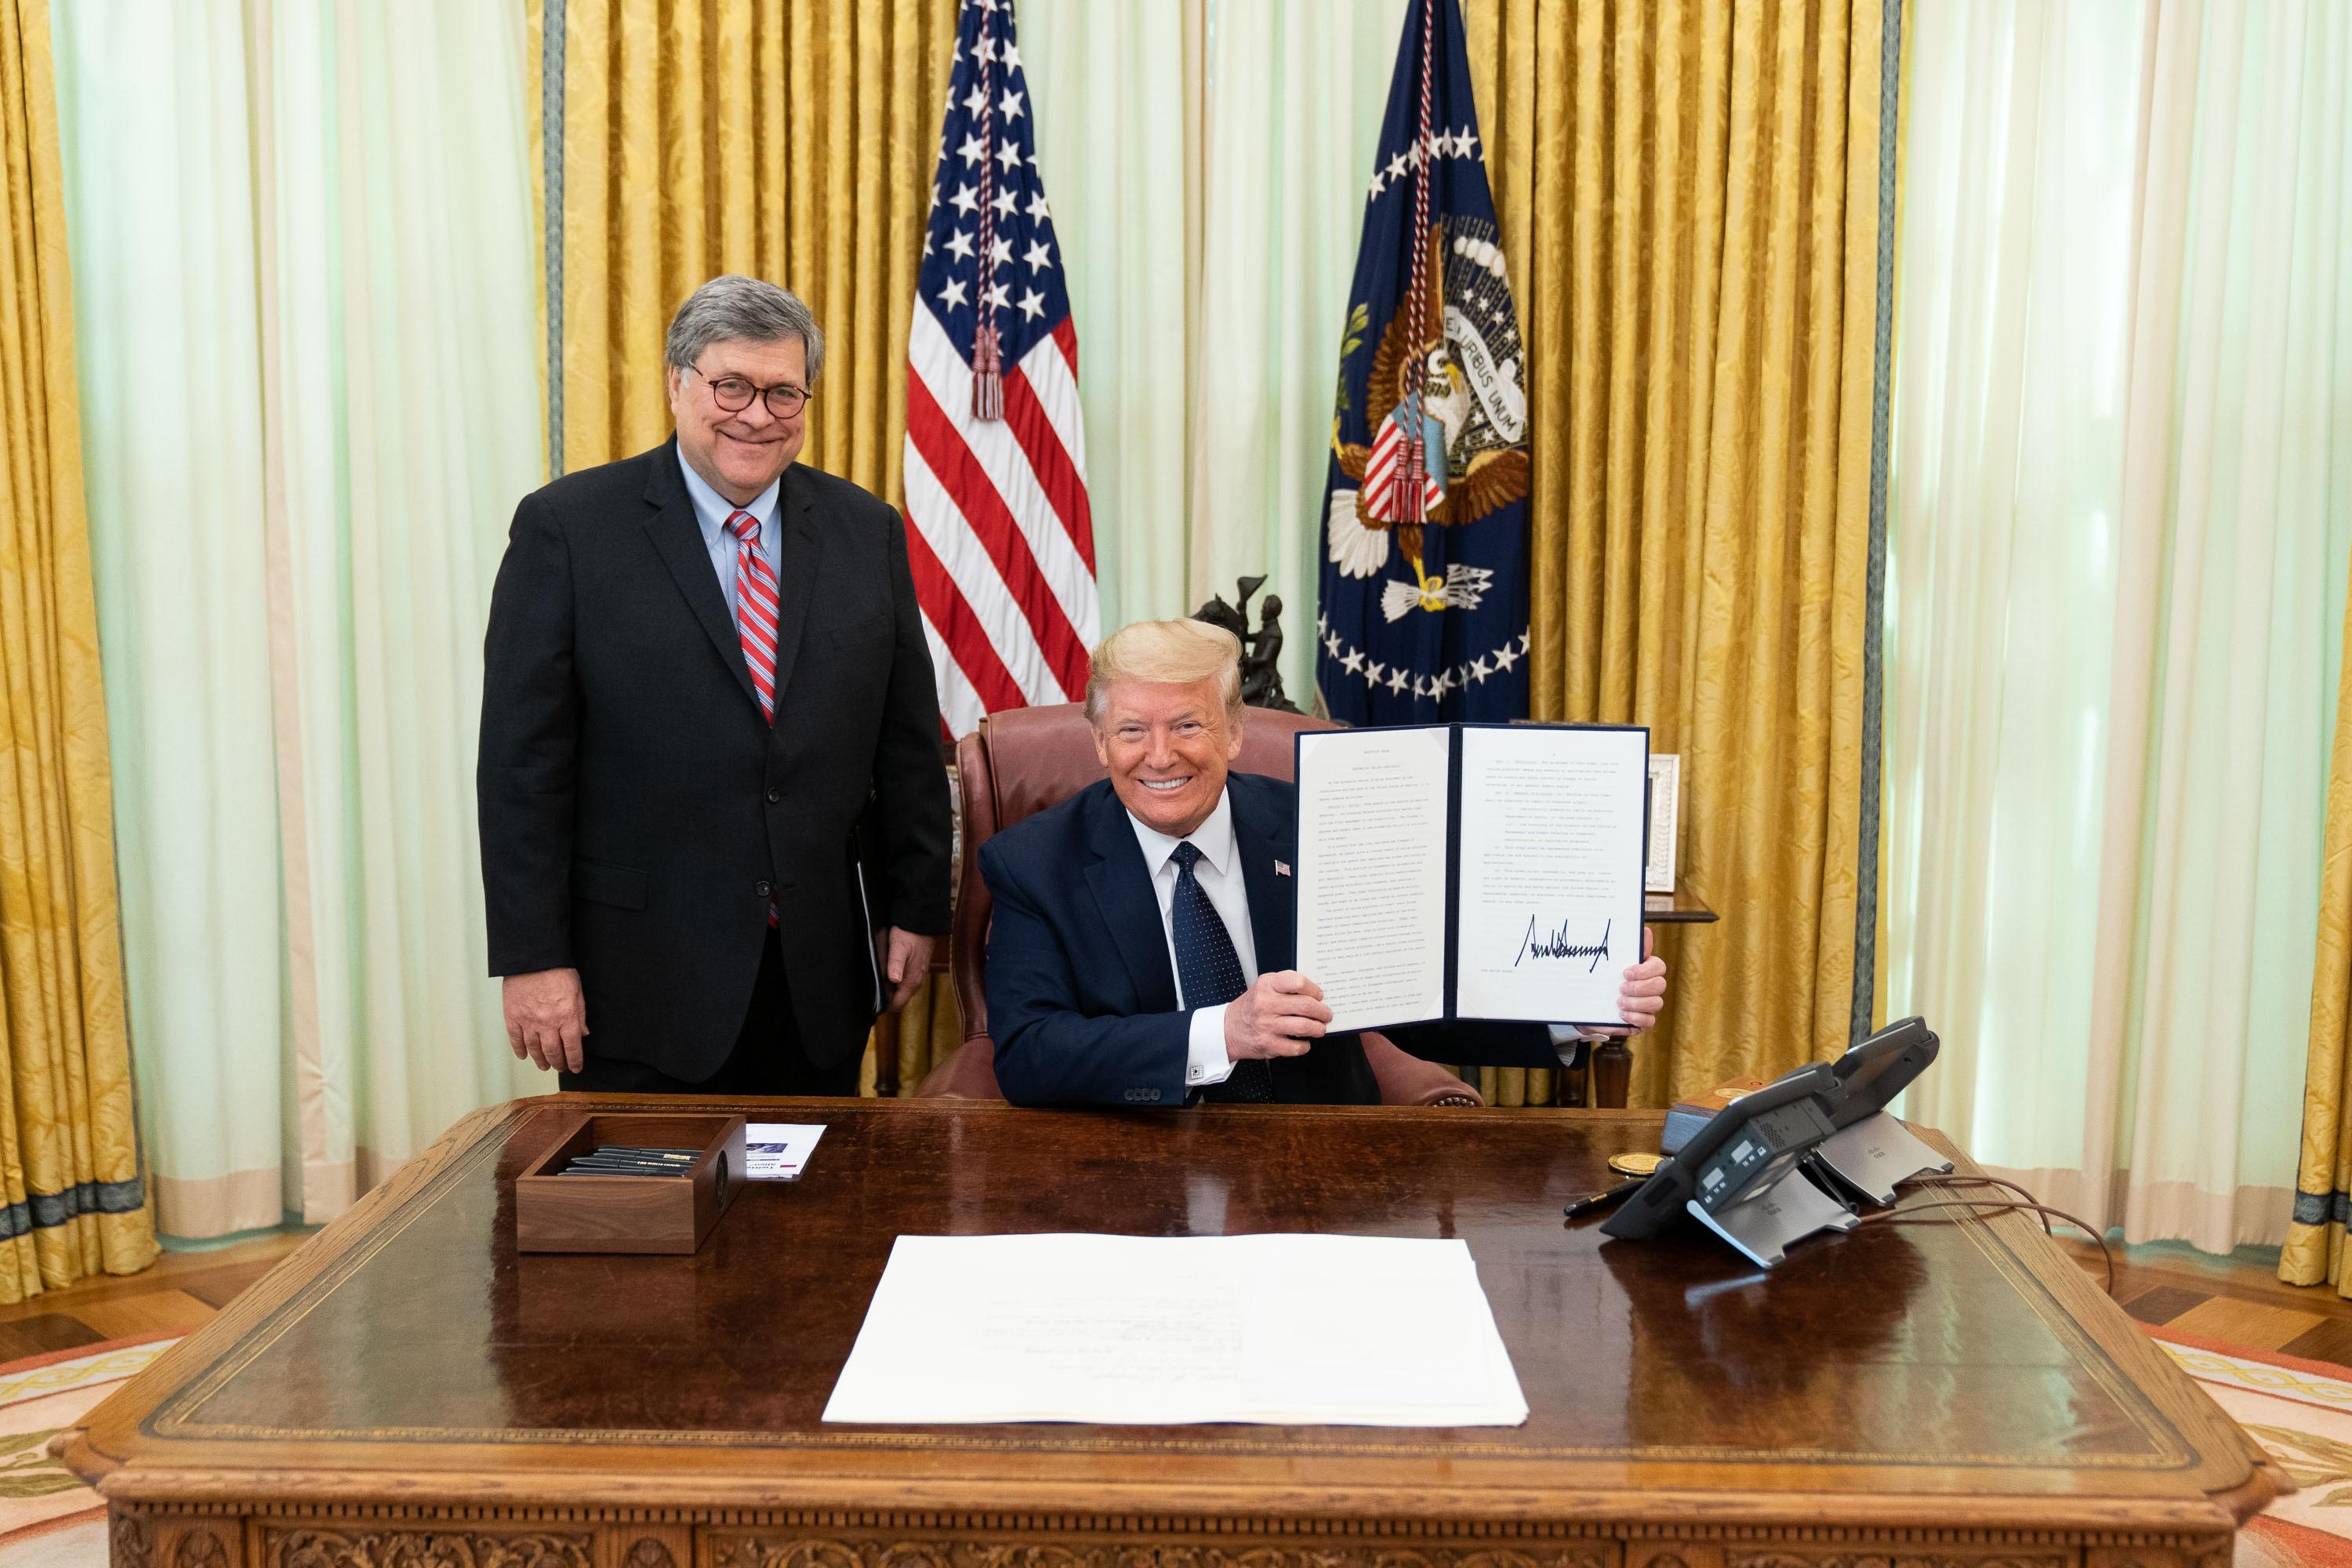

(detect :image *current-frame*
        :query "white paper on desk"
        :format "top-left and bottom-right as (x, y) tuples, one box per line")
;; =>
(822, 1232), (1527, 1426)
(1294, 726), (1450, 1033)
(1454, 725), (1646, 1025)
(743, 1122), (826, 1181)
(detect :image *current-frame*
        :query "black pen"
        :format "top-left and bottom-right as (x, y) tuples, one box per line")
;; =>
(1563, 1178), (1646, 1219)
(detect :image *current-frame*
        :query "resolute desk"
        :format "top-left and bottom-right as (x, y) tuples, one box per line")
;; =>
(63, 1097), (2276, 1568)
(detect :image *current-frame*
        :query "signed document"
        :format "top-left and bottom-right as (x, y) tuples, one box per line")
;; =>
(823, 1233), (1527, 1426)
(1294, 723), (1646, 1031)
(1294, 725), (1451, 1033)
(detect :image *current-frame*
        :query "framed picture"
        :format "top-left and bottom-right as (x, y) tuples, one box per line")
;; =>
(1646, 753), (1680, 894)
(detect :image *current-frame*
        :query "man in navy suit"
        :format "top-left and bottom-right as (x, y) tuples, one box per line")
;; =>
(982, 619), (1668, 1107)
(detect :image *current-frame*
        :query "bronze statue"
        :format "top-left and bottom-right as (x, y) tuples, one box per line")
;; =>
(1192, 576), (1298, 713)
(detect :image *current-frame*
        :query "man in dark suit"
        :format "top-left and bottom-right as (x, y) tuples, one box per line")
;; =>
(479, 275), (951, 1094)
(982, 619), (1667, 1107)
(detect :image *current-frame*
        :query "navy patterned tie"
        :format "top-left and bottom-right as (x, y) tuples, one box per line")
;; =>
(1171, 841), (1272, 1103)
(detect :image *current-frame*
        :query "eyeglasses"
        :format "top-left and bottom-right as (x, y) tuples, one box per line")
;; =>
(689, 367), (811, 419)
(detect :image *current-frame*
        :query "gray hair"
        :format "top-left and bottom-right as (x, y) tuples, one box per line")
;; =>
(1085, 619), (1246, 728)
(664, 275), (826, 384)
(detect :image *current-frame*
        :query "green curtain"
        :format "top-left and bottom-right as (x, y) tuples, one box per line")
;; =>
(1030, 0), (1405, 670)
(53, 1), (545, 1237)
(1021, 0), (1194, 638)
(1189, 0), (1406, 701)
(1890, 0), (2351, 1250)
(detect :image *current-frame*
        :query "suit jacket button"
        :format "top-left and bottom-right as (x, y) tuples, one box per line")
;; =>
(755, 880), (774, 898)
(765, 786), (783, 804)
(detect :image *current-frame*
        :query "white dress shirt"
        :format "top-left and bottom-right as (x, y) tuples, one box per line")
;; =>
(1124, 787), (1256, 1089)
(677, 447), (782, 608)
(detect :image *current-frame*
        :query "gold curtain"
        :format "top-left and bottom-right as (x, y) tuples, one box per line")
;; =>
(547, 0), (958, 501)
(2281, 572), (2352, 1293)
(0, 0), (158, 1298)
(1465, 0), (1886, 1106)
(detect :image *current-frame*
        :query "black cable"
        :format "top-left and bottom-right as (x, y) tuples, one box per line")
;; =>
(1861, 1195), (2115, 1293)
(1918, 1174), (2055, 1232)
(1929, 1181), (2116, 1293)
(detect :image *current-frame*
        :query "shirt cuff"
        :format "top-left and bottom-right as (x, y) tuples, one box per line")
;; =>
(1548, 1024), (1606, 1064)
(1188, 1006), (1237, 1087)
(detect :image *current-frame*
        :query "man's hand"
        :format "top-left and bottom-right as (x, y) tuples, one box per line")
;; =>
(1594, 925), (1668, 1036)
(504, 967), (588, 1073)
(1223, 971), (1334, 1061)
(882, 927), (935, 1012)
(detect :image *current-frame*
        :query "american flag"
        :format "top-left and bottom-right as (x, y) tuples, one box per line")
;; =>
(904, 0), (1098, 737)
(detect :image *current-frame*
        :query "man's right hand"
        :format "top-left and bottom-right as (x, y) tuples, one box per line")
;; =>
(1223, 971), (1333, 1061)
(504, 967), (589, 1074)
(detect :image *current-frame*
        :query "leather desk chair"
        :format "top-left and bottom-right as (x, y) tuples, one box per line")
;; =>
(915, 702), (1483, 1107)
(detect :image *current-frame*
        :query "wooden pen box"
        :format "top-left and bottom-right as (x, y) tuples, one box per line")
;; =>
(514, 1112), (747, 1254)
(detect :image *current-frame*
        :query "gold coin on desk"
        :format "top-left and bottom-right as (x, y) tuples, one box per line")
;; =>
(1607, 1151), (1665, 1177)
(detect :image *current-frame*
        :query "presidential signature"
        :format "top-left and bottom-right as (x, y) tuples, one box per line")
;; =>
(1515, 915), (1611, 972)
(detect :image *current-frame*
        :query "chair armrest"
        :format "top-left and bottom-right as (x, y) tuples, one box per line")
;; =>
(1361, 1031), (1484, 1107)
(913, 1035), (1006, 1100)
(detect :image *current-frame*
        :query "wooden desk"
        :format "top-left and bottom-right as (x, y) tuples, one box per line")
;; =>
(64, 1098), (2275, 1568)
(1642, 890), (1719, 924)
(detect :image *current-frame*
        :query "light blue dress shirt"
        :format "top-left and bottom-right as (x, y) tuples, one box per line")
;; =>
(676, 447), (782, 612)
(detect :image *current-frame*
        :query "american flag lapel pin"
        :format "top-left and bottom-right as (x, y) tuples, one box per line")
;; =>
(1275, 860), (1291, 877)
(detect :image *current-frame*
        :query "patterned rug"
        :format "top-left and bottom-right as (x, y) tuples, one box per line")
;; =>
(0, 1333), (177, 1566)
(0, 1330), (2341, 1564)
(2150, 1326), (2352, 1568)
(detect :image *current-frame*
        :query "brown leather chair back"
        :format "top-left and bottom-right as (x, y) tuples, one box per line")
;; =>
(950, 702), (1334, 1045)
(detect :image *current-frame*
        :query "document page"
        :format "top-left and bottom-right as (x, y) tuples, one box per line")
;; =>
(744, 1123), (826, 1181)
(1293, 726), (1450, 1033)
(822, 1232), (1527, 1426)
(1452, 725), (1646, 1025)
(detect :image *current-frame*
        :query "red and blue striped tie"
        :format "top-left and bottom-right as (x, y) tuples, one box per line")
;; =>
(727, 510), (779, 723)
(729, 510), (781, 928)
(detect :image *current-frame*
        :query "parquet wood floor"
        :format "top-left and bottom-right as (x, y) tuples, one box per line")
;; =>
(2054, 1235), (2352, 1366)
(0, 1229), (309, 1362)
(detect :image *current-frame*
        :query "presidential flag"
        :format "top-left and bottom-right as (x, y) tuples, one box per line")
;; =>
(905, 0), (1100, 737)
(1316, 0), (1528, 724)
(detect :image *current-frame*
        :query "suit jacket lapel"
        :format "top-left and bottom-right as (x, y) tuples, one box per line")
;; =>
(766, 466), (822, 703)
(641, 442), (761, 713)
(1233, 788), (1297, 975)
(1083, 787), (1180, 1014)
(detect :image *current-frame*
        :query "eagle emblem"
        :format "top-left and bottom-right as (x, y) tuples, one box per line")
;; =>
(1328, 216), (1529, 619)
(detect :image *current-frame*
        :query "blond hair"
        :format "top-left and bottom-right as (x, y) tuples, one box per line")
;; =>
(1083, 619), (1245, 726)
